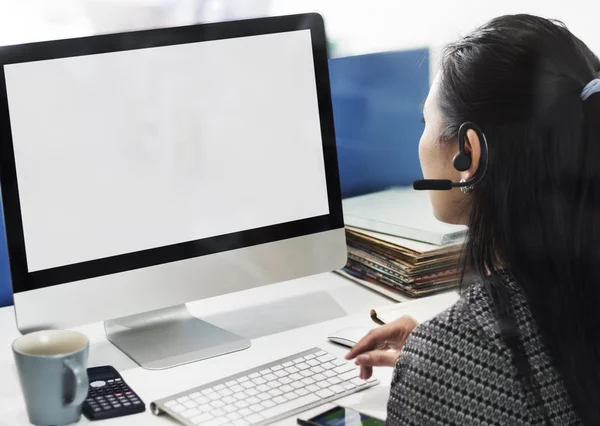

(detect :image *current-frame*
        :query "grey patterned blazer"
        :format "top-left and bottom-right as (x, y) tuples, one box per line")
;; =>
(386, 279), (581, 425)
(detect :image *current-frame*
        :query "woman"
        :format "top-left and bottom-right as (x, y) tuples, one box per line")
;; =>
(346, 14), (600, 425)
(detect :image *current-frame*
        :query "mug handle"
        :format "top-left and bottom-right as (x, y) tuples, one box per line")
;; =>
(63, 358), (89, 407)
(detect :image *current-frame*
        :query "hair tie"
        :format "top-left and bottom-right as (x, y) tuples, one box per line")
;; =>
(581, 78), (600, 101)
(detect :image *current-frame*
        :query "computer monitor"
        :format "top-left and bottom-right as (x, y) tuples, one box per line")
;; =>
(0, 13), (345, 370)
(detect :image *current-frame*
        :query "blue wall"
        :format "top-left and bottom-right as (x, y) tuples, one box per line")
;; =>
(329, 48), (430, 198)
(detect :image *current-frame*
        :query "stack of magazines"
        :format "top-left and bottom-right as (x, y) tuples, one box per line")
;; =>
(338, 188), (467, 300)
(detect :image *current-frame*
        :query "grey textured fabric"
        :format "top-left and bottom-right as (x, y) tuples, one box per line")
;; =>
(386, 279), (581, 425)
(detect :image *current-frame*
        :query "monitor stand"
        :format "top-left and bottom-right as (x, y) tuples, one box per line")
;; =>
(104, 304), (251, 370)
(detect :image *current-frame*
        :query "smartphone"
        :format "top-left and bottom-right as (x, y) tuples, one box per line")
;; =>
(297, 406), (385, 426)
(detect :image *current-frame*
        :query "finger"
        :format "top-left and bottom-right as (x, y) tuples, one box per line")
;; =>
(355, 350), (399, 368)
(360, 365), (372, 380)
(345, 327), (393, 360)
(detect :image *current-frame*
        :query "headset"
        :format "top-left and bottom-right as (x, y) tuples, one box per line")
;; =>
(413, 122), (489, 191)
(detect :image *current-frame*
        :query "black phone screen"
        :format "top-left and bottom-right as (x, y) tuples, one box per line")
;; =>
(305, 406), (385, 426)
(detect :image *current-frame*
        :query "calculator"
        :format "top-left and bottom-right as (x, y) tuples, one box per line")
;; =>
(83, 365), (146, 420)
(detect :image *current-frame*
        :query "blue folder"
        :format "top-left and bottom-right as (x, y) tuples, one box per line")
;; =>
(329, 48), (430, 198)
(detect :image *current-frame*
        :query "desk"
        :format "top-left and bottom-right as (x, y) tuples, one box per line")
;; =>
(0, 273), (449, 425)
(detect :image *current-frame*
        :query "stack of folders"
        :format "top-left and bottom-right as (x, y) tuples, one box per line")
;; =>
(338, 188), (468, 300)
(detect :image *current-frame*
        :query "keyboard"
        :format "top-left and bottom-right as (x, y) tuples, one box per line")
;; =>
(150, 347), (379, 426)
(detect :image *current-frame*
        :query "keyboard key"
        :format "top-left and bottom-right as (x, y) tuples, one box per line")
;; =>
(274, 370), (288, 378)
(190, 413), (213, 424)
(292, 358), (305, 364)
(269, 381), (282, 388)
(249, 403), (263, 413)
(189, 392), (201, 399)
(211, 409), (226, 417)
(333, 359), (346, 366)
(230, 384), (244, 393)
(280, 384), (294, 393)
(241, 381), (255, 389)
(222, 396), (236, 404)
(322, 362), (335, 370)
(223, 404), (237, 413)
(257, 393), (271, 401)
(214, 384), (226, 391)
(256, 384), (270, 392)
(165, 400), (177, 408)
(225, 380), (237, 387)
(327, 377), (342, 385)
(234, 400), (249, 409)
(340, 370), (359, 381)
(273, 396), (287, 404)
(252, 377), (267, 385)
(182, 408), (201, 418)
(303, 354), (315, 360)
(210, 400), (225, 408)
(246, 396), (260, 404)
(278, 377), (293, 385)
(335, 364), (356, 374)
(177, 396), (190, 403)
(306, 359), (319, 367)
(311, 366), (325, 374)
(315, 351), (327, 356)
(237, 377), (250, 383)
(318, 354), (336, 363)
(282, 362), (294, 368)
(171, 404), (185, 413)
(246, 388), (259, 396)
(263, 373), (277, 381)
(343, 382), (357, 390)
(306, 385), (320, 393)
(218, 389), (233, 397)
(207, 393), (221, 401)
(260, 394), (321, 419)
(296, 388), (309, 396)
(331, 385), (346, 394)
(292, 381), (305, 389)
(268, 389), (283, 397)
(296, 362), (310, 370)
(239, 408), (253, 417)
(290, 373), (304, 381)
(233, 420), (249, 426)
(284, 391), (299, 401)
(300, 370), (313, 378)
(259, 369), (271, 375)
(284, 366), (299, 374)
(204, 418), (229, 426)
(313, 373), (326, 382)
(199, 404), (212, 412)
(184, 401), (197, 409)
(249, 373), (260, 379)
(323, 370), (337, 378)
(271, 365), (283, 371)
(202, 388), (215, 395)
(317, 381), (330, 389)
(227, 412), (241, 421)
(316, 389), (334, 399)
(262, 400), (276, 408)
(246, 413), (265, 424)
(351, 378), (368, 387)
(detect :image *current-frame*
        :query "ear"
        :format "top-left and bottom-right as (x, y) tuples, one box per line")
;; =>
(462, 129), (482, 180)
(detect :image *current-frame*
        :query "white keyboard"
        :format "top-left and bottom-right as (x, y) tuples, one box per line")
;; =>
(150, 347), (379, 426)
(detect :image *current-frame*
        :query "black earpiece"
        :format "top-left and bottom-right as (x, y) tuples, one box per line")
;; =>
(413, 121), (488, 191)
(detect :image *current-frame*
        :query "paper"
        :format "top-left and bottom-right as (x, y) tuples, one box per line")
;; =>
(370, 291), (460, 325)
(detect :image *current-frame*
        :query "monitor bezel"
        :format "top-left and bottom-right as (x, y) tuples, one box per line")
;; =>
(0, 13), (343, 294)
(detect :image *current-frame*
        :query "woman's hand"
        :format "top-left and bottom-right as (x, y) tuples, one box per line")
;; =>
(345, 316), (419, 380)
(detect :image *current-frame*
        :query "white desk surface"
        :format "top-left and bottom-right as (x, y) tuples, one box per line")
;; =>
(0, 273), (449, 426)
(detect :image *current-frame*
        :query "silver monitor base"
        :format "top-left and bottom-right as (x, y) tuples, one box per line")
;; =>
(104, 305), (251, 370)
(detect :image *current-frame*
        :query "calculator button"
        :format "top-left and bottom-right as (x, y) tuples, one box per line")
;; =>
(115, 378), (122, 382)
(107, 379), (114, 383)
(123, 402), (131, 406)
(114, 403), (122, 408)
(93, 408), (101, 413)
(90, 381), (106, 388)
(133, 401), (142, 405)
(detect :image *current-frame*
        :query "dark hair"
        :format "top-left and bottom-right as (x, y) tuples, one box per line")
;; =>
(438, 14), (600, 424)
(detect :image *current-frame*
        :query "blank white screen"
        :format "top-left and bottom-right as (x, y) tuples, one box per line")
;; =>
(4, 30), (329, 272)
